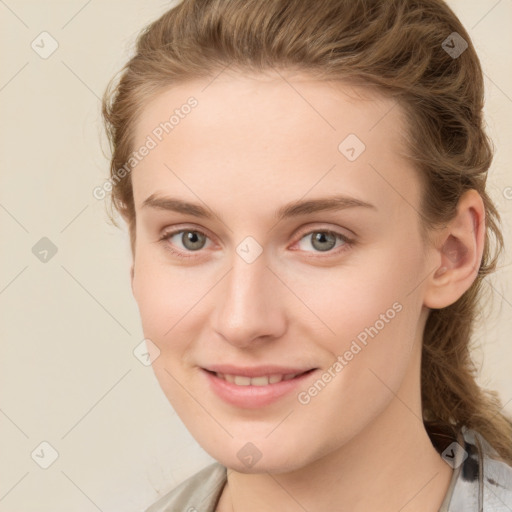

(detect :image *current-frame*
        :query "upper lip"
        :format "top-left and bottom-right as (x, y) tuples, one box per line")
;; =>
(203, 364), (316, 377)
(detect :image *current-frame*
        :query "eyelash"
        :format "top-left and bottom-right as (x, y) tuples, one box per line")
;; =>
(158, 226), (354, 260)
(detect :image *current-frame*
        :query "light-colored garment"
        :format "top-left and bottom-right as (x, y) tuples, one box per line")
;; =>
(145, 426), (512, 511)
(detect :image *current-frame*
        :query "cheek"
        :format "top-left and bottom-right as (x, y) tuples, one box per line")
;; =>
(132, 252), (204, 346)
(281, 241), (423, 341)
(132, 258), (205, 405)
(286, 243), (425, 409)
(291, 293), (421, 451)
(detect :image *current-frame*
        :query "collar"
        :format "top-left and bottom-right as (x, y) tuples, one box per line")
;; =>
(431, 424), (512, 511)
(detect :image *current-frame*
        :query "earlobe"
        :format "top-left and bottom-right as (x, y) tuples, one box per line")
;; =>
(424, 190), (485, 309)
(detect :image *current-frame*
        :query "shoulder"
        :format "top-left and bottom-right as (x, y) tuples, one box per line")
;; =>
(449, 427), (512, 511)
(144, 462), (227, 512)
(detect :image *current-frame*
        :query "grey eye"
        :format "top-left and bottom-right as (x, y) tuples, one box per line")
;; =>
(309, 232), (337, 252)
(179, 231), (208, 251)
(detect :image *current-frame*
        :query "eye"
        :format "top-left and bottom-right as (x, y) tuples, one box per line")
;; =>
(158, 226), (353, 259)
(294, 229), (352, 255)
(159, 228), (211, 258)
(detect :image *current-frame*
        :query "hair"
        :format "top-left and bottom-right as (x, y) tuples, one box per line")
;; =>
(102, 0), (512, 462)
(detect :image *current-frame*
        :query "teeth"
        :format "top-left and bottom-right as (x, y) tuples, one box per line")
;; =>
(215, 372), (301, 386)
(250, 376), (269, 386)
(234, 375), (251, 386)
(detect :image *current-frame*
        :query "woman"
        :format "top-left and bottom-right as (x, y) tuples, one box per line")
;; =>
(102, 0), (512, 510)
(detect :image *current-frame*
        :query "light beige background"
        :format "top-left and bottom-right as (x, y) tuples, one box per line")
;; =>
(0, 1), (511, 510)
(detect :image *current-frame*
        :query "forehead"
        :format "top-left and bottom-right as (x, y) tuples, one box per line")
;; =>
(130, 70), (418, 215)
(133, 69), (405, 148)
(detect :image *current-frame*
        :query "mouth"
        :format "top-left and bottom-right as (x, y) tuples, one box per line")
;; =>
(204, 369), (316, 386)
(201, 366), (319, 408)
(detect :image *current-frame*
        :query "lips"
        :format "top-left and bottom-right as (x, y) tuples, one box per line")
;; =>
(202, 364), (315, 386)
(201, 365), (318, 408)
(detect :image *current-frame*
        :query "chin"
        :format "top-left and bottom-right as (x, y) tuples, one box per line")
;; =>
(203, 438), (314, 475)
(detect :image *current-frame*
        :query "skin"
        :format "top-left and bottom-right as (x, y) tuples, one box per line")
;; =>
(128, 69), (485, 512)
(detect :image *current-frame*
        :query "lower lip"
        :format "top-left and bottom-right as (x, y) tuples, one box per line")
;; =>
(202, 369), (317, 409)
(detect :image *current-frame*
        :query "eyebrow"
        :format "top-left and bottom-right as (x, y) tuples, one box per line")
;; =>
(141, 193), (376, 223)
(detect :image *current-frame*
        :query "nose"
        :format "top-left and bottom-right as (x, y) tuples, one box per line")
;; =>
(210, 250), (287, 348)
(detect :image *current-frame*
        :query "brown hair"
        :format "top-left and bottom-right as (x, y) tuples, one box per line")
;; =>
(102, 0), (512, 462)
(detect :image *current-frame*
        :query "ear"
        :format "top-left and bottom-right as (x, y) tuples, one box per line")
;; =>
(423, 189), (485, 309)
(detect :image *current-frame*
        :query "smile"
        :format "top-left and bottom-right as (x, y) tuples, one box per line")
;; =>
(202, 368), (318, 408)
(214, 372), (305, 386)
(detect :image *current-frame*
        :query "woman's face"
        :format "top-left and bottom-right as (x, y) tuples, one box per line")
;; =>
(130, 70), (435, 473)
